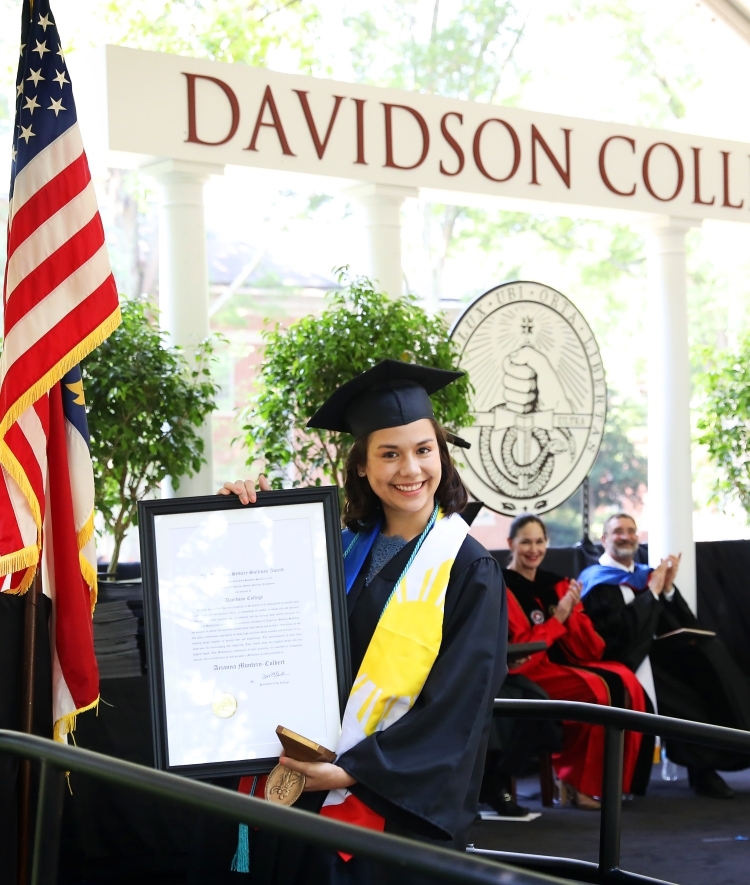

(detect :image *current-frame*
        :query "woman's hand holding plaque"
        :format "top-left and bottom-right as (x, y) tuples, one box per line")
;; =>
(265, 726), (355, 804)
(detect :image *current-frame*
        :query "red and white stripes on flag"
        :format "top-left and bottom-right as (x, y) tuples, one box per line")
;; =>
(2, 0), (121, 739)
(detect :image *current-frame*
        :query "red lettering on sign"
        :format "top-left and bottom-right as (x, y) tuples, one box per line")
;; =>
(472, 119), (521, 183)
(246, 86), (295, 156)
(642, 142), (684, 202)
(439, 112), (464, 176)
(183, 73), (239, 146)
(598, 135), (636, 196)
(353, 99), (367, 165)
(294, 91), (344, 159)
(691, 147), (715, 206)
(383, 103), (430, 169)
(722, 152), (744, 209)
(530, 126), (572, 188)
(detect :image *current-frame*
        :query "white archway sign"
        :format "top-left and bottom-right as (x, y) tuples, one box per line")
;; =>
(71, 45), (750, 610)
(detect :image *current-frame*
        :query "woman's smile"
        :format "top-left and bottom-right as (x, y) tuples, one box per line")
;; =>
(392, 481), (426, 494)
(522, 552), (544, 564)
(508, 519), (549, 580)
(362, 419), (442, 535)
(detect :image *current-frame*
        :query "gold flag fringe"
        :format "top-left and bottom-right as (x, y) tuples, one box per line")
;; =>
(0, 438), (42, 537)
(77, 510), (98, 611)
(0, 308), (122, 584)
(0, 307), (121, 441)
(0, 543), (38, 578)
(0, 309), (121, 738)
(54, 695), (100, 743)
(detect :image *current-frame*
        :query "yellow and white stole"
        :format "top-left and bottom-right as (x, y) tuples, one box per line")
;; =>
(321, 510), (469, 829)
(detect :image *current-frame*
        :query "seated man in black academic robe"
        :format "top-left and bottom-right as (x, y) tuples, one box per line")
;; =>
(579, 513), (750, 799)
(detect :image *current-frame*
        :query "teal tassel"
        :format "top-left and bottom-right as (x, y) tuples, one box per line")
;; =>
(230, 823), (250, 874)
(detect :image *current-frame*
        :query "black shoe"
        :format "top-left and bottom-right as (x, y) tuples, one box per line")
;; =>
(688, 768), (735, 799)
(488, 789), (530, 817)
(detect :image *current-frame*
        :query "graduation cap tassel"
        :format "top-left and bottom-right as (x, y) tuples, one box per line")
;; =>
(230, 823), (250, 874)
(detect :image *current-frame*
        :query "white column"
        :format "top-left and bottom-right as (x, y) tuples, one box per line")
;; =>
(143, 159), (224, 498)
(344, 183), (418, 298)
(645, 216), (699, 610)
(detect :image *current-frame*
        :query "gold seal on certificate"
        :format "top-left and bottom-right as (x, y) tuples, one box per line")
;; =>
(212, 693), (238, 718)
(265, 764), (305, 805)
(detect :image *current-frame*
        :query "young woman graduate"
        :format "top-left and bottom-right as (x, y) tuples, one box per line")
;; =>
(502, 515), (651, 809)
(219, 360), (507, 884)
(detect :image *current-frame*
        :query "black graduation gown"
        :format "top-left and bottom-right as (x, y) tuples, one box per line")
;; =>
(583, 581), (750, 770)
(250, 534), (507, 885)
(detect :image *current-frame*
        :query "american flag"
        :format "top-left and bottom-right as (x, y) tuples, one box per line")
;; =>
(2, 0), (120, 739)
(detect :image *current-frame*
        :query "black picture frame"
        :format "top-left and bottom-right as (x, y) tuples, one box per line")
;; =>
(138, 486), (351, 780)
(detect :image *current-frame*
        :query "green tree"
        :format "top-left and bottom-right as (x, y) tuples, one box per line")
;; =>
(99, 0), (322, 72)
(74, 0), (324, 304)
(345, 0), (528, 302)
(242, 271), (472, 490)
(569, 0), (699, 126)
(82, 299), (220, 573)
(344, 0), (696, 304)
(695, 337), (750, 520)
(346, 0), (528, 101)
(544, 394), (647, 545)
(589, 396), (648, 512)
(544, 391), (648, 547)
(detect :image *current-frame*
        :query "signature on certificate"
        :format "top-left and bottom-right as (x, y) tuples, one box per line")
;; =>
(263, 671), (289, 680)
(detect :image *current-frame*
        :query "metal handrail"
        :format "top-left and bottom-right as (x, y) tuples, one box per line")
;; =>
(493, 699), (750, 752)
(489, 698), (750, 885)
(0, 728), (571, 885)
(11, 701), (748, 884)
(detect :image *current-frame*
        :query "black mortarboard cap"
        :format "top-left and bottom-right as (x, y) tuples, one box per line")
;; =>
(307, 360), (468, 444)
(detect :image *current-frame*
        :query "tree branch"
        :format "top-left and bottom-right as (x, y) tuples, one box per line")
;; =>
(258, 0), (301, 23)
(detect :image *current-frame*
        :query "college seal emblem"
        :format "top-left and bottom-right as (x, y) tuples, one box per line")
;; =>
(450, 281), (606, 515)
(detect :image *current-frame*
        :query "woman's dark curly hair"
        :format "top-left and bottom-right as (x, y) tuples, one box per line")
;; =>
(343, 419), (469, 531)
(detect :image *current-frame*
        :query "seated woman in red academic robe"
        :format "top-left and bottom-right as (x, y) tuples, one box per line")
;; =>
(503, 514), (650, 808)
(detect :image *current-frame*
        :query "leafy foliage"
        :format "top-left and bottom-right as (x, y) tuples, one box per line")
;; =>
(695, 338), (750, 520)
(343, 0), (695, 304)
(345, 0), (529, 302)
(589, 396), (647, 511)
(241, 271), (472, 490)
(346, 0), (528, 102)
(100, 0), (322, 72)
(570, 0), (700, 125)
(82, 299), (220, 572)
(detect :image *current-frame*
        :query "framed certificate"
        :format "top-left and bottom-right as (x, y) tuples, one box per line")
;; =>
(138, 487), (350, 779)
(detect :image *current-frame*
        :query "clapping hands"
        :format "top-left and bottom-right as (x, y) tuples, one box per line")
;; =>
(554, 579), (582, 623)
(649, 554), (681, 596)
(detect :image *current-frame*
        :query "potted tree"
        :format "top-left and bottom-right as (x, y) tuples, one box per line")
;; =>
(242, 270), (472, 491)
(82, 298), (220, 576)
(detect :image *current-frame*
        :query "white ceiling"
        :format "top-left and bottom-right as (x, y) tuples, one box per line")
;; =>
(702, 0), (750, 43)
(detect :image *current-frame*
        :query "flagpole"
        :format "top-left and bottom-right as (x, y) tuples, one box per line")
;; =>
(17, 568), (42, 885)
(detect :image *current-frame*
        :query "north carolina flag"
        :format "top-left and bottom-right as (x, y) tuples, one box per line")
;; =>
(1, 0), (120, 738)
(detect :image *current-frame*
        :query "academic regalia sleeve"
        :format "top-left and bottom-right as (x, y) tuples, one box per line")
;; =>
(662, 586), (698, 628)
(507, 589), (567, 647)
(557, 595), (606, 663)
(336, 554), (506, 841)
(547, 577), (605, 662)
(582, 583), (663, 670)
